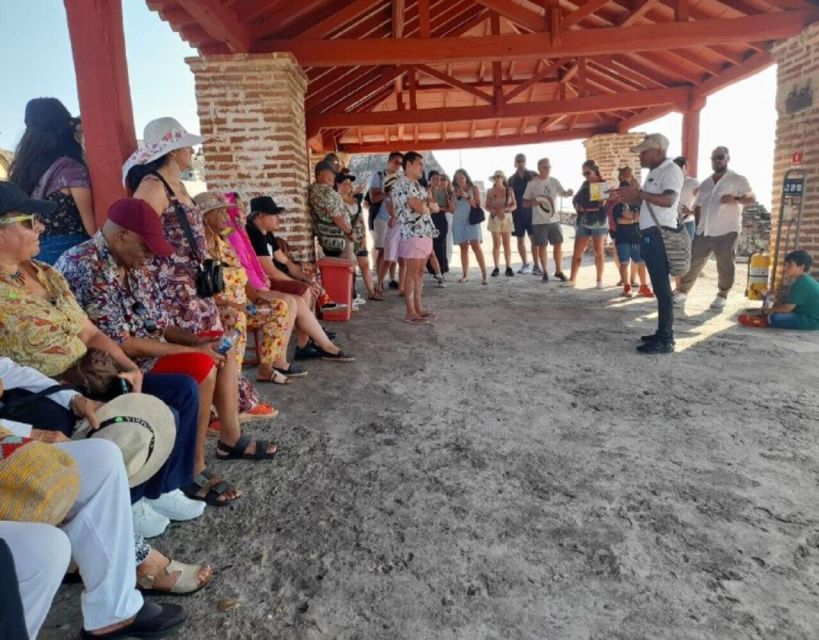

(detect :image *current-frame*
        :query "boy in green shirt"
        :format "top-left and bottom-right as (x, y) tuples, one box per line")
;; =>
(739, 250), (819, 330)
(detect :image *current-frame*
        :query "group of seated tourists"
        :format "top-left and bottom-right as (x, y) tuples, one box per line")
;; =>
(0, 98), (354, 638)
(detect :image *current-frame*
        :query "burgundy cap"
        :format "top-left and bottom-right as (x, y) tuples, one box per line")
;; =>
(107, 198), (174, 258)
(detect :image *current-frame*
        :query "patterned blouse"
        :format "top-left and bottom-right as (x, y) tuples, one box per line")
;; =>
(0, 261), (88, 377)
(213, 234), (248, 307)
(56, 233), (171, 371)
(31, 157), (91, 237)
(141, 183), (221, 335)
(393, 176), (438, 239)
(308, 183), (346, 253)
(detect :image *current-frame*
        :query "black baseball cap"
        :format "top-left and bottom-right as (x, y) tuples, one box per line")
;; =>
(334, 172), (356, 184)
(249, 196), (285, 215)
(0, 181), (57, 217)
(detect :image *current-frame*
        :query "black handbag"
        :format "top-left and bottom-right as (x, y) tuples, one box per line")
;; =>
(469, 206), (486, 225)
(151, 172), (224, 297)
(0, 385), (78, 436)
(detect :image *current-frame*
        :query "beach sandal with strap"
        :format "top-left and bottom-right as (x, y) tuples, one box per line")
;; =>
(257, 369), (291, 385)
(181, 469), (239, 507)
(137, 560), (213, 596)
(216, 434), (278, 461)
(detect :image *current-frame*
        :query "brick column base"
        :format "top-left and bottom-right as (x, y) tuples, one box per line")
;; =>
(187, 53), (315, 261)
(771, 24), (819, 276)
(583, 133), (646, 185)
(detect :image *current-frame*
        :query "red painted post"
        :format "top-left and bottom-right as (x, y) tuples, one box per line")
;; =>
(681, 99), (704, 176)
(63, 0), (137, 227)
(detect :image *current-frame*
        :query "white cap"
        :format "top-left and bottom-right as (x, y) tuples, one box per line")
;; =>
(630, 133), (669, 153)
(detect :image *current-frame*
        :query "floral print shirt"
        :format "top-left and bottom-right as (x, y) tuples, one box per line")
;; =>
(393, 176), (438, 239)
(0, 261), (88, 377)
(308, 182), (347, 253)
(56, 233), (171, 371)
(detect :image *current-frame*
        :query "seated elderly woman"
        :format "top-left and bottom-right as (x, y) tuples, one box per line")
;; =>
(0, 357), (213, 607)
(0, 181), (205, 536)
(0, 422), (191, 639)
(56, 197), (279, 509)
(195, 191), (302, 384)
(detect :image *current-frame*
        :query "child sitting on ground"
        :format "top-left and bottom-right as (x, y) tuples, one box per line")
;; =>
(739, 250), (819, 330)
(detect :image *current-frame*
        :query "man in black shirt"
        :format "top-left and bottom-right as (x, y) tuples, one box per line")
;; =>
(507, 153), (540, 274)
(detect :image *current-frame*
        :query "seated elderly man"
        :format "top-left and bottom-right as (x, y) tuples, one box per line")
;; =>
(56, 198), (278, 509)
(0, 422), (187, 639)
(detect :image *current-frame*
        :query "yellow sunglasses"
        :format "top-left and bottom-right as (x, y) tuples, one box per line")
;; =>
(0, 214), (40, 229)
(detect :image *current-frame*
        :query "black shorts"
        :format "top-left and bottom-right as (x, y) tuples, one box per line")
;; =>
(512, 209), (533, 238)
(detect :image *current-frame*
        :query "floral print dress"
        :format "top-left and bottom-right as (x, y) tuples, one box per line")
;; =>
(142, 181), (261, 411)
(212, 235), (291, 371)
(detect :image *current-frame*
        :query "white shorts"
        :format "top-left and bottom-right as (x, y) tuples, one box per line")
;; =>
(373, 218), (388, 249)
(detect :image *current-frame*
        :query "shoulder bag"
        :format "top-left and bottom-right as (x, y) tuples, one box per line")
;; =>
(645, 201), (692, 276)
(468, 188), (486, 225)
(0, 384), (78, 436)
(150, 172), (224, 297)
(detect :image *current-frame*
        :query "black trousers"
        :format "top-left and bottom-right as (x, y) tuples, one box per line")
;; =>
(0, 539), (29, 640)
(428, 213), (449, 274)
(641, 227), (674, 342)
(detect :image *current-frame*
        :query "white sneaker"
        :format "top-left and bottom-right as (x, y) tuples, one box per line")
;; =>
(595, 281), (604, 289)
(710, 296), (727, 310)
(672, 291), (687, 306)
(132, 499), (170, 538)
(518, 263), (532, 274)
(353, 295), (367, 305)
(147, 489), (206, 522)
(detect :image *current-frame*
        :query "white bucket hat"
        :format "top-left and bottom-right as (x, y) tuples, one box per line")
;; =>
(73, 393), (176, 488)
(121, 117), (204, 186)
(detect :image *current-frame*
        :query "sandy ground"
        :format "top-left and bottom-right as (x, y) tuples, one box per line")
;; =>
(42, 246), (819, 640)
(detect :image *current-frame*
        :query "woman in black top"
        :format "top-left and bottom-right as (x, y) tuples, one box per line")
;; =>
(569, 160), (609, 288)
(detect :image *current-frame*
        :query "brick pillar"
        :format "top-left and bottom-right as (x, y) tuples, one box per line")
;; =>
(187, 53), (315, 261)
(583, 132), (646, 184)
(770, 24), (819, 277)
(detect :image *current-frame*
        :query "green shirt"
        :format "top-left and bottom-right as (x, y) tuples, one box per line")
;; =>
(787, 273), (819, 330)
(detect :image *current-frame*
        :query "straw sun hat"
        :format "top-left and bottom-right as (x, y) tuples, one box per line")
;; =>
(73, 393), (176, 488)
(121, 117), (205, 186)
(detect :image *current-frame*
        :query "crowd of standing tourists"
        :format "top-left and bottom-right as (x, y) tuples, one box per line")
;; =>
(1, 96), (818, 640)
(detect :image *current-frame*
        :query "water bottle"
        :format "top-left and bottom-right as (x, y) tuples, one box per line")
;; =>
(215, 329), (241, 355)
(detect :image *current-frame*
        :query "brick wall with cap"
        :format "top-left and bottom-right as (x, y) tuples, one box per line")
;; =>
(187, 53), (316, 262)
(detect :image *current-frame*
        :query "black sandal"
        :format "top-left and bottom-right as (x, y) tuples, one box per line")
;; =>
(215, 434), (278, 461)
(80, 602), (186, 639)
(181, 469), (239, 507)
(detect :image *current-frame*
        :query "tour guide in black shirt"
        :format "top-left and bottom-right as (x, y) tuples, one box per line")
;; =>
(246, 196), (317, 298)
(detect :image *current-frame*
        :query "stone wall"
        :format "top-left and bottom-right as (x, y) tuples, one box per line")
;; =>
(770, 24), (819, 277)
(583, 133), (646, 186)
(187, 53), (315, 261)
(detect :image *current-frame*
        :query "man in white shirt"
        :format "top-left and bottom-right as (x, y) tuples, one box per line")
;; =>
(522, 158), (573, 282)
(611, 133), (683, 354)
(675, 147), (754, 310)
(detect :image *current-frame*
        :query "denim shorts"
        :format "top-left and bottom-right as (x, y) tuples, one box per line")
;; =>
(575, 225), (609, 238)
(616, 243), (643, 263)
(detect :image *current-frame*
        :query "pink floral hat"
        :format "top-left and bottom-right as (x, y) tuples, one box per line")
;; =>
(122, 117), (205, 186)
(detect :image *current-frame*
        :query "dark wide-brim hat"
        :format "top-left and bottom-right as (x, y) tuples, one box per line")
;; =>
(250, 196), (285, 215)
(0, 181), (57, 217)
(24, 97), (77, 129)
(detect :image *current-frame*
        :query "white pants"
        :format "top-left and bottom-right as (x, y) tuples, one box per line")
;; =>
(0, 440), (143, 638)
(445, 212), (454, 263)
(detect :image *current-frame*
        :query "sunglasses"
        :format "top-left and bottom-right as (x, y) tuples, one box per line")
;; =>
(0, 213), (40, 229)
(131, 302), (159, 334)
(711, 154), (726, 160)
(582, 171), (592, 176)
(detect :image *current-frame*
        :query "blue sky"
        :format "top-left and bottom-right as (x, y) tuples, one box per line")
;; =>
(1, 1), (777, 208)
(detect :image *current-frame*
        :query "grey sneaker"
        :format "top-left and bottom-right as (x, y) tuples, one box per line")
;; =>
(518, 263), (532, 274)
(710, 296), (727, 310)
(532, 265), (544, 275)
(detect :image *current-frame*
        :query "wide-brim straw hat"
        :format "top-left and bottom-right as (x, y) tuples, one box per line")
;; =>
(73, 393), (176, 488)
(122, 117), (204, 186)
(193, 191), (228, 215)
(489, 170), (507, 181)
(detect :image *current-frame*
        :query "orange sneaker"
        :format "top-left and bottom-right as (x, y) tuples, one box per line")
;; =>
(239, 403), (279, 423)
(638, 285), (654, 298)
(621, 284), (633, 298)
(738, 313), (769, 328)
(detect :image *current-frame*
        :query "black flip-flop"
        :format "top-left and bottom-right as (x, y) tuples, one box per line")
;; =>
(215, 434), (278, 461)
